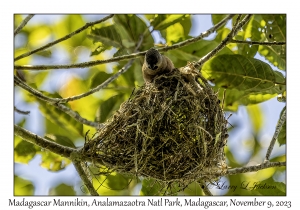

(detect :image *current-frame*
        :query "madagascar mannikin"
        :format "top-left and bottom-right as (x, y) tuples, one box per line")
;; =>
(142, 48), (175, 83)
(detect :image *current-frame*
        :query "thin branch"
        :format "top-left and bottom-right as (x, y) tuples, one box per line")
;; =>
(14, 14), (235, 71)
(14, 75), (58, 104)
(15, 124), (103, 195)
(14, 14), (114, 62)
(58, 35), (144, 103)
(199, 181), (213, 196)
(14, 124), (76, 158)
(55, 103), (101, 128)
(231, 39), (286, 46)
(71, 155), (99, 196)
(14, 14), (34, 36)
(14, 106), (30, 115)
(14, 76), (101, 128)
(60, 59), (135, 103)
(15, 52), (143, 70)
(195, 14), (252, 68)
(158, 14), (235, 53)
(226, 161), (286, 175)
(265, 108), (286, 161)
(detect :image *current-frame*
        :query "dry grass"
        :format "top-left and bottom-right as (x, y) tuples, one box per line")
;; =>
(83, 67), (228, 194)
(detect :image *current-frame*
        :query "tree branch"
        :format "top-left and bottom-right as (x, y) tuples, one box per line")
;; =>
(158, 14), (235, 53)
(14, 76), (101, 128)
(58, 34), (144, 103)
(195, 14), (252, 68)
(265, 108), (286, 161)
(14, 14), (235, 71)
(226, 161), (286, 175)
(199, 181), (213, 196)
(14, 124), (76, 158)
(231, 39), (286, 46)
(14, 106), (30, 115)
(60, 59), (135, 103)
(14, 14), (114, 62)
(71, 154), (99, 196)
(14, 75), (58, 104)
(14, 14), (34, 36)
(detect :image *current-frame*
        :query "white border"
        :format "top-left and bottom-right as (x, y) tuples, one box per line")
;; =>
(3, 0), (299, 208)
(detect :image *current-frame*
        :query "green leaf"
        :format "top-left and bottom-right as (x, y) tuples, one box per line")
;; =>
(14, 139), (37, 164)
(206, 55), (286, 109)
(277, 106), (286, 146)
(35, 49), (52, 57)
(258, 44), (286, 71)
(49, 183), (76, 195)
(180, 15), (192, 37)
(44, 134), (76, 148)
(117, 61), (136, 87)
(39, 151), (71, 171)
(33, 71), (49, 88)
(168, 49), (200, 62)
(148, 14), (166, 29)
(140, 178), (181, 195)
(106, 172), (130, 190)
(27, 25), (52, 49)
(113, 48), (129, 57)
(251, 177), (286, 195)
(243, 15), (265, 41)
(14, 14), (24, 29)
(167, 39), (233, 68)
(144, 14), (156, 22)
(182, 182), (202, 195)
(154, 15), (187, 31)
(182, 39), (233, 58)
(133, 61), (145, 86)
(211, 14), (228, 26)
(235, 32), (259, 57)
(14, 135), (23, 148)
(238, 91), (277, 105)
(17, 118), (26, 127)
(166, 22), (185, 44)
(270, 155), (286, 163)
(38, 98), (83, 137)
(249, 15), (286, 70)
(231, 16), (261, 57)
(140, 178), (162, 195)
(90, 71), (113, 89)
(212, 15), (246, 33)
(237, 14), (286, 70)
(90, 45), (108, 56)
(89, 25), (123, 48)
(217, 87), (278, 111)
(202, 54), (286, 93)
(97, 94), (123, 123)
(246, 104), (263, 133)
(14, 175), (34, 195)
(54, 15), (86, 48)
(113, 15), (154, 51)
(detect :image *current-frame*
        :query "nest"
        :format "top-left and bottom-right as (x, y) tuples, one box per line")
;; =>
(84, 67), (228, 191)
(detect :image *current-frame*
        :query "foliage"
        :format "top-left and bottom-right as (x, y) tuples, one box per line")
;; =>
(14, 14), (286, 196)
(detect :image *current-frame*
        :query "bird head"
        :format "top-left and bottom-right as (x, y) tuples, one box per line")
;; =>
(145, 48), (162, 70)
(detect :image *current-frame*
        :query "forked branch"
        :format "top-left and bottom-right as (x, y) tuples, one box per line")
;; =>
(14, 14), (235, 71)
(14, 14), (114, 61)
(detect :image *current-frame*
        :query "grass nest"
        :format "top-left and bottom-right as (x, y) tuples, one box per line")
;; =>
(83, 67), (228, 191)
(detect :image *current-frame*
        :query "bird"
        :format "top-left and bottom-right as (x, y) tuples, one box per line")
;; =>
(142, 48), (175, 83)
